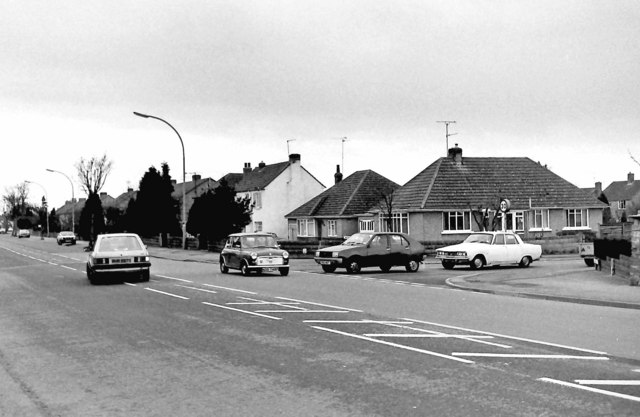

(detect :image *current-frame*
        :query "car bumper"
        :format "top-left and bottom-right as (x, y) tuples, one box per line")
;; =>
(89, 262), (151, 274)
(435, 255), (470, 264)
(58, 239), (76, 244)
(314, 257), (343, 267)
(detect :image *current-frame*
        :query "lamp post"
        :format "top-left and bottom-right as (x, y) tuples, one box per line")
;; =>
(25, 180), (49, 239)
(133, 111), (187, 250)
(46, 169), (75, 235)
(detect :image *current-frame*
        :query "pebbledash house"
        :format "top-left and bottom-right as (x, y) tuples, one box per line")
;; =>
(375, 146), (608, 242)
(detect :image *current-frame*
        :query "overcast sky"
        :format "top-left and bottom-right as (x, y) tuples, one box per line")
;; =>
(2, 0), (639, 210)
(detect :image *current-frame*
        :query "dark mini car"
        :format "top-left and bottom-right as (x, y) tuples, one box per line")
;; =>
(314, 232), (426, 273)
(86, 233), (151, 284)
(220, 233), (290, 276)
(57, 231), (77, 245)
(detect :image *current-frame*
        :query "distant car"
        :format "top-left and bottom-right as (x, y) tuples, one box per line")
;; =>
(86, 233), (150, 284)
(57, 231), (77, 245)
(219, 232), (290, 276)
(18, 229), (31, 238)
(0, 227), (6, 234)
(314, 232), (426, 274)
(435, 231), (542, 269)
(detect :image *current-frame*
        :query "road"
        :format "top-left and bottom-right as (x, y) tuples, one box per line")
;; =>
(1, 235), (639, 416)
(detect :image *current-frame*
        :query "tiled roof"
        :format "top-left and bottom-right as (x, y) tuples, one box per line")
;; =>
(286, 170), (399, 218)
(603, 179), (640, 201)
(172, 177), (218, 199)
(219, 173), (244, 189)
(392, 156), (606, 211)
(233, 162), (290, 192)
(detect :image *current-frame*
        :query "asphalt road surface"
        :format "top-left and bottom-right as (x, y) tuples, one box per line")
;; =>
(1, 235), (639, 416)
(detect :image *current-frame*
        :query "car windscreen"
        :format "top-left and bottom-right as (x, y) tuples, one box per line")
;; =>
(463, 234), (492, 244)
(241, 235), (278, 248)
(97, 236), (143, 252)
(342, 233), (372, 246)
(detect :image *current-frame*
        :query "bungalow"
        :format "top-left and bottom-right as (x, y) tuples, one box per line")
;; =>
(285, 167), (399, 240)
(602, 172), (640, 222)
(370, 145), (607, 242)
(226, 154), (325, 239)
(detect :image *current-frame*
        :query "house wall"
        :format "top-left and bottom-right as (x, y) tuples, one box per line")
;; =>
(251, 162), (324, 238)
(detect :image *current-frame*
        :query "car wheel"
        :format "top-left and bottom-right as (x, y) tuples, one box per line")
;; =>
(442, 260), (455, 270)
(279, 267), (289, 276)
(140, 270), (150, 282)
(405, 259), (420, 272)
(346, 258), (361, 274)
(584, 258), (594, 267)
(380, 265), (392, 272)
(241, 262), (251, 276)
(57, 241), (62, 245)
(470, 256), (484, 270)
(519, 256), (532, 268)
(321, 265), (337, 273)
(220, 258), (229, 274)
(86, 266), (97, 284)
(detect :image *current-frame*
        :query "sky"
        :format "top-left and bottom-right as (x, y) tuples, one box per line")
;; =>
(2, 0), (639, 210)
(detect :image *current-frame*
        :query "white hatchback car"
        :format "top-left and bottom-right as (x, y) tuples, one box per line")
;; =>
(86, 233), (151, 284)
(436, 231), (542, 269)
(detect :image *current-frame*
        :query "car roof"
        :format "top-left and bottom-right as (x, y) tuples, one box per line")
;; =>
(228, 233), (276, 237)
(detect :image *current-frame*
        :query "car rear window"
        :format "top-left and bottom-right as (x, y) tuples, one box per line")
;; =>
(97, 236), (142, 252)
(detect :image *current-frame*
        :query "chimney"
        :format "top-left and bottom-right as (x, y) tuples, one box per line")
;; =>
(258, 161), (266, 169)
(243, 162), (252, 174)
(171, 179), (177, 185)
(628, 172), (635, 184)
(334, 165), (343, 184)
(127, 187), (133, 193)
(192, 174), (201, 182)
(447, 144), (463, 164)
(595, 181), (602, 195)
(289, 153), (301, 164)
(100, 192), (107, 198)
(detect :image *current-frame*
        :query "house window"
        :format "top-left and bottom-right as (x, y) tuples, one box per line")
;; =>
(252, 192), (262, 209)
(531, 209), (550, 230)
(359, 219), (374, 232)
(297, 219), (315, 237)
(618, 200), (626, 210)
(566, 209), (589, 229)
(254, 221), (262, 232)
(379, 213), (408, 233)
(327, 220), (337, 237)
(443, 211), (471, 232)
(506, 211), (525, 232)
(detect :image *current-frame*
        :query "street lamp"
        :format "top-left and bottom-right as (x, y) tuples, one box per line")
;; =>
(25, 180), (49, 239)
(46, 169), (75, 235)
(133, 111), (187, 250)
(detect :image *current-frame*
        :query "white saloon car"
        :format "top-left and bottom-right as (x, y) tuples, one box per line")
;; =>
(436, 231), (542, 269)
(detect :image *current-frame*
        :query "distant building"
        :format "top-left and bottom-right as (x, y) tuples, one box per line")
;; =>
(602, 172), (640, 222)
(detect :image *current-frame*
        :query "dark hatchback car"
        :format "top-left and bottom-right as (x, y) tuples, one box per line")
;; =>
(314, 232), (426, 273)
(220, 233), (290, 276)
(86, 233), (151, 284)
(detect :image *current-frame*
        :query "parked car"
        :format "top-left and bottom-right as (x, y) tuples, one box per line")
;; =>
(435, 231), (542, 269)
(0, 227), (6, 234)
(18, 229), (31, 238)
(57, 231), (77, 245)
(219, 232), (290, 276)
(86, 233), (150, 284)
(314, 232), (426, 274)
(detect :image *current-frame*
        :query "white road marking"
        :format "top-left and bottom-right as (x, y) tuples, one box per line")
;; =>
(382, 322), (513, 349)
(312, 326), (474, 364)
(364, 334), (496, 339)
(202, 302), (281, 320)
(155, 274), (192, 283)
(275, 297), (362, 312)
(538, 378), (640, 403)
(124, 282), (137, 287)
(47, 262), (58, 266)
(405, 318), (608, 355)
(175, 285), (217, 294)
(304, 320), (414, 324)
(202, 284), (257, 294)
(144, 288), (189, 300)
(575, 380), (640, 386)
(452, 353), (609, 360)
(256, 309), (351, 314)
(60, 265), (76, 271)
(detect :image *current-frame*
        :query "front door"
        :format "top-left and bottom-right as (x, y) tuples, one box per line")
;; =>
(366, 235), (389, 267)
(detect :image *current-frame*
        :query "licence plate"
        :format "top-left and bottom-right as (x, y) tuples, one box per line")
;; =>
(261, 267), (277, 272)
(319, 260), (332, 265)
(111, 258), (132, 264)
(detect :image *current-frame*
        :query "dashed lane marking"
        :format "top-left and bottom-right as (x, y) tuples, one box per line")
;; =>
(575, 380), (640, 386)
(453, 353), (609, 360)
(202, 302), (281, 320)
(202, 284), (257, 294)
(144, 288), (189, 300)
(175, 284), (218, 294)
(275, 296), (362, 312)
(155, 274), (192, 283)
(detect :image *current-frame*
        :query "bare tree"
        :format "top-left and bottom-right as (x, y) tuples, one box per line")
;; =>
(76, 154), (113, 195)
(3, 182), (30, 218)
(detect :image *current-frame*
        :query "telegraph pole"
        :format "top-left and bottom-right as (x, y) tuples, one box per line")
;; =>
(437, 121), (457, 154)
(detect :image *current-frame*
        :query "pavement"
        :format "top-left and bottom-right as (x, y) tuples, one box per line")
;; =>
(147, 247), (640, 310)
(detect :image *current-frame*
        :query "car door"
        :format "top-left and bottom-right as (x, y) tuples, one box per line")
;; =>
(504, 233), (522, 265)
(489, 233), (508, 264)
(389, 234), (411, 266)
(366, 234), (389, 267)
(226, 236), (242, 268)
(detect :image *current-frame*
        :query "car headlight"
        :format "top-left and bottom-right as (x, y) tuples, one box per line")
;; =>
(282, 251), (289, 259)
(457, 251), (467, 257)
(332, 252), (339, 258)
(250, 252), (257, 260)
(315, 251), (320, 257)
